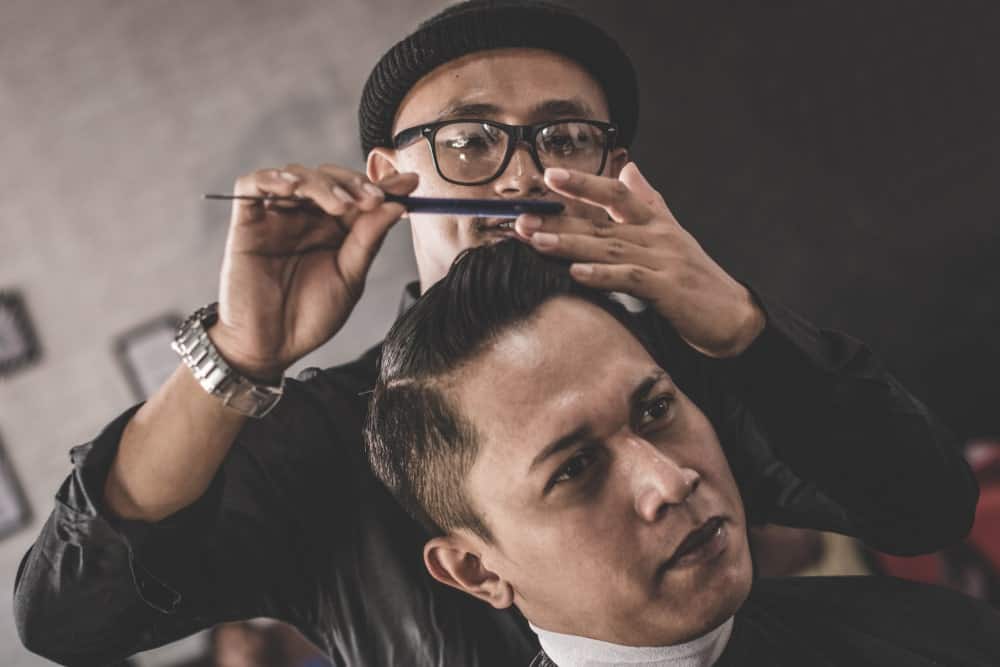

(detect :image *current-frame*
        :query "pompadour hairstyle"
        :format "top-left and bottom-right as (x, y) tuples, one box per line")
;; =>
(364, 240), (653, 540)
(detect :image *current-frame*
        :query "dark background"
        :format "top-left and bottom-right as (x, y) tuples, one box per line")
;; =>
(575, 1), (999, 440)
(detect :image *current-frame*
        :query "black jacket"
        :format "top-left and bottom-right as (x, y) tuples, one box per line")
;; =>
(13, 286), (979, 666)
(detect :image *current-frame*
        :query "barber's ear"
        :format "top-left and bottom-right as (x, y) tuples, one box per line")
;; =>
(366, 147), (399, 184)
(424, 536), (514, 609)
(607, 147), (630, 179)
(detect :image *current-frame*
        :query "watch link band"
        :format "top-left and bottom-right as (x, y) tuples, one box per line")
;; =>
(171, 303), (284, 418)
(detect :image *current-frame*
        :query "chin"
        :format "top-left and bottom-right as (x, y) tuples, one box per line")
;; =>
(671, 547), (753, 642)
(707, 548), (753, 623)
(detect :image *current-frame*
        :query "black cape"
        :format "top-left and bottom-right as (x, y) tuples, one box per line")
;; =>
(534, 576), (1000, 666)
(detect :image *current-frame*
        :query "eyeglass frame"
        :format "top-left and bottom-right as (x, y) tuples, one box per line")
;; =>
(391, 118), (619, 186)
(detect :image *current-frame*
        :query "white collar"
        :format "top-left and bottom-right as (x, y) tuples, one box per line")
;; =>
(530, 617), (734, 667)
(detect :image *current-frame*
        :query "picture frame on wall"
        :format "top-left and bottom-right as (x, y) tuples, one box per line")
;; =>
(0, 433), (31, 539)
(0, 290), (42, 378)
(114, 313), (183, 401)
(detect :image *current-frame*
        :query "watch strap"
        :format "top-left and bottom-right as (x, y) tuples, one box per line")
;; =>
(171, 303), (284, 418)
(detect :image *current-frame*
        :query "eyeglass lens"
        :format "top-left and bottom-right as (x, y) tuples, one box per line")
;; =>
(433, 122), (608, 183)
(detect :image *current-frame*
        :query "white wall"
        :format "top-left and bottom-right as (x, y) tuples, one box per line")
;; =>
(0, 1), (450, 664)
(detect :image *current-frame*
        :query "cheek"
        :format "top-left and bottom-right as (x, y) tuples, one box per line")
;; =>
(496, 502), (638, 585)
(396, 149), (439, 196)
(409, 214), (463, 255)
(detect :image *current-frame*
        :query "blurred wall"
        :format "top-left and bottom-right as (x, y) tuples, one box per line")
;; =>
(1, 1), (998, 666)
(576, 0), (1000, 439)
(0, 1), (447, 665)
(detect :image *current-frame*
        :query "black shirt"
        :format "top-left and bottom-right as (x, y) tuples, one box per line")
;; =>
(13, 285), (980, 666)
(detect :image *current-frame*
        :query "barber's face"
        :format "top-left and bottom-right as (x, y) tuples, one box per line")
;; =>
(366, 48), (627, 289)
(436, 298), (752, 646)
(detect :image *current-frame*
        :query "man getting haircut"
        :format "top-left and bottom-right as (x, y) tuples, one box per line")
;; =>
(14, 1), (981, 665)
(366, 240), (1000, 666)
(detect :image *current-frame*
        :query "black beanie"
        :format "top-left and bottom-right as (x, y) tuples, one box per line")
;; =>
(358, 0), (639, 157)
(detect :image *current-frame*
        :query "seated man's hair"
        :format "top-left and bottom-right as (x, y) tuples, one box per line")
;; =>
(365, 240), (653, 540)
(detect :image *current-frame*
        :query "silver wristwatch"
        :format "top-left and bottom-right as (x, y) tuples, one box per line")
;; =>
(171, 303), (285, 418)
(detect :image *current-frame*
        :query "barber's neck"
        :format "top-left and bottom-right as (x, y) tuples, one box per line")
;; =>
(529, 617), (734, 667)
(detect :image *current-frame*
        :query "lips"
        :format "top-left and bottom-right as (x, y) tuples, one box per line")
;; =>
(663, 516), (726, 570)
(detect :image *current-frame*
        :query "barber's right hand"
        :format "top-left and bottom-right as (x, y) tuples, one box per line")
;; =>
(210, 164), (419, 380)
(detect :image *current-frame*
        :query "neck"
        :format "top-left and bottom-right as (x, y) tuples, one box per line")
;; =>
(530, 617), (734, 667)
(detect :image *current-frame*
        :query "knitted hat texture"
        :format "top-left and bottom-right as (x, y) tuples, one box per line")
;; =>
(358, 0), (639, 156)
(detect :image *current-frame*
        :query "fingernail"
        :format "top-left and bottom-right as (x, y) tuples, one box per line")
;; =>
(332, 185), (356, 203)
(519, 214), (542, 232)
(571, 264), (593, 277)
(532, 232), (558, 248)
(279, 171), (299, 183)
(362, 182), (384, 198)
(545, 167), (570, 184)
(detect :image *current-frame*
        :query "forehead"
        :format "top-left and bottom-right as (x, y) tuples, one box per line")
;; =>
(449, 298), (657, 478)
(393, 47), (611, 130)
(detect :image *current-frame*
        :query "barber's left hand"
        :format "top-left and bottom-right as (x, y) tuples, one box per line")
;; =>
(515, 163), (765, 358)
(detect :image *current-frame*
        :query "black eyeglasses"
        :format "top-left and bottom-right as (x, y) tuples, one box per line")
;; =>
(392, 118), (618, 186)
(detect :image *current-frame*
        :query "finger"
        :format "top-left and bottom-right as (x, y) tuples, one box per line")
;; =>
(256, 168), (310, 211)
(233, 168), (301, 202)
(374, 171), (420, 196)
(515, 213), (602, 238)
(618, 162), (671, 213)
(318, 164), (384, 212)
(543, 168), (652, 223)
(229, 169), (304, 225)
(528, 231), (651, 265)
(334, 175), (416, 286)
(283, 164), (354, 217)
(514, 213), (647, 245)
(337, 200), (408, 290)
(345, 174), (385, 213)
(568, 262), (657, 299)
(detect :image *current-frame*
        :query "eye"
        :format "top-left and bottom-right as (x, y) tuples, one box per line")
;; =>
(549, 448), (598, 488)
(638, 395), (673, 428)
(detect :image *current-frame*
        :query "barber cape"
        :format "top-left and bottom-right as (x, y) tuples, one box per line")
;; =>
(532, 617), (732, 667)
(529, 576), (1000, 667)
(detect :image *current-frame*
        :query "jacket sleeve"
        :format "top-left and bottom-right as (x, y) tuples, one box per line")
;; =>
(12, 374), (358, 667)
(646, 290), (979, 557)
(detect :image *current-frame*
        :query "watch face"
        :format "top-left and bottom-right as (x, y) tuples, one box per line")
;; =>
(0, 291), (41, 378)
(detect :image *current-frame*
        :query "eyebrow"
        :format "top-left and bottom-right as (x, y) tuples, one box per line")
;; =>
(527, 369), (668, 473)
(434, 97), (597, 122)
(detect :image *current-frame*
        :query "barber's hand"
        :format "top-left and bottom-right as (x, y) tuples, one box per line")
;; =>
(212, 164), (418, 379)
(515, 163), (764, 358)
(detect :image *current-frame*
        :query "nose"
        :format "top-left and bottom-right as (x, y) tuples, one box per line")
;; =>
(628, 436), (701, 523)
(492, 142), (547, 198)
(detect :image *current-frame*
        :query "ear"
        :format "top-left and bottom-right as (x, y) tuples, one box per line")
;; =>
(607, 147), (630, 179)
(424, 536), (515, 609)
(367, 147), (399, 184)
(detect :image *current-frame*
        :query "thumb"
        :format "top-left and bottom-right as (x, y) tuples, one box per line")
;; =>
(619, 162), (670, 213)
(337, 178), (416, 291)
